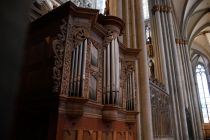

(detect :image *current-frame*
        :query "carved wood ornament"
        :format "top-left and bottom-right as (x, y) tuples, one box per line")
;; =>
(52, 16), (90, 95)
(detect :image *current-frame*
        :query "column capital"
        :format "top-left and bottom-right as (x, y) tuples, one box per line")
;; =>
(152, 5), (160, 13)
(175, 39), (188, 45)
(152, 5), (172, 13)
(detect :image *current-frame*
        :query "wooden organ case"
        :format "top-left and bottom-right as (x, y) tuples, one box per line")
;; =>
(19, 2), (140, 140)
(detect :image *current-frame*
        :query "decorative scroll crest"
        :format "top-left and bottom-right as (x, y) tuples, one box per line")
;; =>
(72, 25), (89, 47)
(103, 30), (114, 45)
(60, 23), (90, 96)
(125, 61), (135, 73)
(52, 19), (67, 93)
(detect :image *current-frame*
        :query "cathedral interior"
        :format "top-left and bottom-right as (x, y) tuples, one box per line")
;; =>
(1, 0), (210, 140)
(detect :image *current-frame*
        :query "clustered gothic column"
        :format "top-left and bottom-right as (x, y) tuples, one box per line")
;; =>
(176, 39), (203, 139)
(150, 2), (168, 88)
(149, 0), (189, 139)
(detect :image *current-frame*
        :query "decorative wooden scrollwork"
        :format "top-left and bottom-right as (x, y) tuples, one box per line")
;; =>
(60, 23), (90, 96)
(103, 30), (114, 45)
(52, 19), (67, 93)
(72, 25), (89, 47)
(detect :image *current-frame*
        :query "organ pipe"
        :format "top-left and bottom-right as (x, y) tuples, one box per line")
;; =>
(103, 38), (121, 105)
(77, 43), (83, 95)
(69, 39), (87, 97)
(106, 43), (111, 104)
(111, 39), (116, 104)
(126, 71), (135, 111)
(103, 48), (107, 104)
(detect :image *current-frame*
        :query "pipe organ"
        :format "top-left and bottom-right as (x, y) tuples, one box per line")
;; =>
(69, 39), (88, 97)
(103, 38), (120, 105)
(19, 2), (141, 140)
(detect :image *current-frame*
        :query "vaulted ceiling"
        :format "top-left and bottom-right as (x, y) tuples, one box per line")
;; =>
(172, 0), (210, 57)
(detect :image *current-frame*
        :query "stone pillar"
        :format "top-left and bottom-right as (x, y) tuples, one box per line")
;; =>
(161, 4), (179, 138)
(180, 41), (198, 139)
(185, 45), (204, 140)
(167, 8), (189, 140)
(152, 4), (168, 85)
(135, 0), (154, 139)
(130, 0), (137, 49)
(124, 0), (131, 48)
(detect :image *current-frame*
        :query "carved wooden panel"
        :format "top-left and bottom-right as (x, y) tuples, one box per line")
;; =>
(83, 130), (97, 140)
(63, 130), (77, 140)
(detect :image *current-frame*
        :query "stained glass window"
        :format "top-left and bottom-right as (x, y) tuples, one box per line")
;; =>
(196, 64), (210, 123)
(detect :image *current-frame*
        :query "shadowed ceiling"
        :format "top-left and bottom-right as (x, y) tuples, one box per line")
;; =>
(172, 0), (210, 57)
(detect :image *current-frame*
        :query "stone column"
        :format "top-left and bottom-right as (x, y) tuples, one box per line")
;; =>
(167, 8), (189, 140)
(131, 0), (137, 49)
(161, 4), (179, 138)
(180, 41), (198, 139)
(185, 45), (204, 140)
(135, 0), (154, 139)
(124, 0), (131, 48)
(117, 0), (123, 42)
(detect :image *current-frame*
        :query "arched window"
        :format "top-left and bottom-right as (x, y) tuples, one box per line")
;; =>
(143, 0), (149, 19)
(196, 64), (210, 123)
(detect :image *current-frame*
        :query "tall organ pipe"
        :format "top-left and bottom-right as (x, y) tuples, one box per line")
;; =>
(81, 39), (87, 97)
(103, 38), (121, 105)
(132, 71), (135, 110)
(103, 48), (107, 104)
(114, 38), (120, 104)
(106, 44), (111, 104)
(69, 39), (87, 97)
(77, 43), (83, 96)
(111, 40), (116, 104)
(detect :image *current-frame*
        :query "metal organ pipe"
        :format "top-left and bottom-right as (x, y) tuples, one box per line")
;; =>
(69, 39), (87, 97)
(126, 71), (135, 111)
(106, 44), (111, 104)
(103, 38), (120, 105)
(114, 38), (120, 105)
(111, 40), (116, 104)
(132, 71), (135, 110)
(81, 39), (87, 97)
(103, 48), (107, 104)
(77, 43), (83, 96)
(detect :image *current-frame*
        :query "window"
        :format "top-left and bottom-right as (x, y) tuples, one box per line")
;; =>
(96, 0), (106, 14)
(143, 0), (149, 19)
(196, 64), (210, 123)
